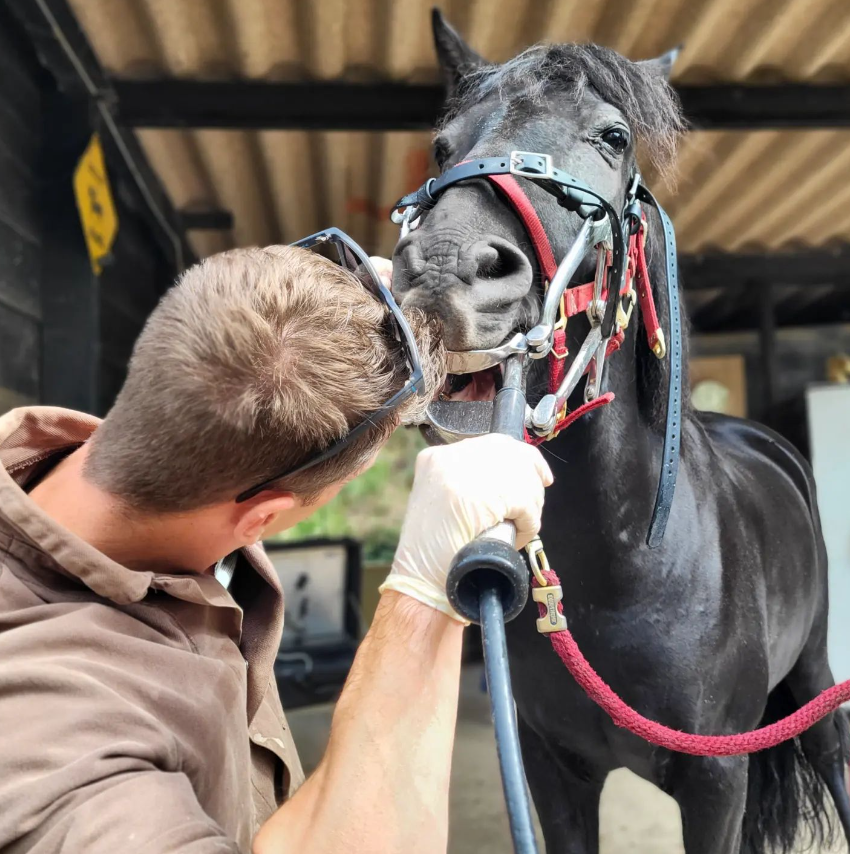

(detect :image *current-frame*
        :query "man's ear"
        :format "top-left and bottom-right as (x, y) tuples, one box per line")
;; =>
(432, 8), (487, 97)
(233, 493), (296, 546)
(638, 46), (681, 81)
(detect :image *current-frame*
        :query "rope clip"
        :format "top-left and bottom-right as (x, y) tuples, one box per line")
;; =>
(525, 538), (568, 634)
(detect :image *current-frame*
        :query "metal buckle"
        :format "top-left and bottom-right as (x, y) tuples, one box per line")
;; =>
(552, 292), (567, 332)
(391, 206), (421, 239)
(617, 289), (636, 331)
(510, 151), (555, 181)
(525, 538), (568, 634)
(525, 538), (550, 587)
(626, 170), (641, 203)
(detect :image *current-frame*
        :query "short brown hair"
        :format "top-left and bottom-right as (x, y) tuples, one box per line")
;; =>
(85, 245), (444, 512)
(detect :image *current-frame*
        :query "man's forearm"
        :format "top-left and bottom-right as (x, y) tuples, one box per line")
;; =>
(254, 591), (464, 854)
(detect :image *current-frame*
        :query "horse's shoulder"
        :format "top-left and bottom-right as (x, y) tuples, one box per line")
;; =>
(692, 411), (816, 511)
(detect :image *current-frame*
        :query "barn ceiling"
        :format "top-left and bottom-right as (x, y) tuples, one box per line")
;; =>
(63, 0), (850, 276)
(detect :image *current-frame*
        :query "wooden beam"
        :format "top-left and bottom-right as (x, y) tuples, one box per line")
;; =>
(679, 245), (850, 290)
(179, 209), (234, 230)
(677, 84), (850, 130)
(112, 79), (850, 131)
(114, 80), (446, 131)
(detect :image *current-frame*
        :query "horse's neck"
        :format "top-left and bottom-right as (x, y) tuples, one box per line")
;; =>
(547, 340), (661, 546)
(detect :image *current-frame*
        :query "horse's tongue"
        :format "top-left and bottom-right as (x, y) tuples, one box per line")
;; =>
(451, 368), (497, 402)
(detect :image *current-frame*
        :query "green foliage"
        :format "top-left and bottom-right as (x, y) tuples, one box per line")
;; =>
(273, 428), (425, 563)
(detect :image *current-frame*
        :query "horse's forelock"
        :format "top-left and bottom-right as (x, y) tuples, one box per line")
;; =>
(447, 43), (685, 180)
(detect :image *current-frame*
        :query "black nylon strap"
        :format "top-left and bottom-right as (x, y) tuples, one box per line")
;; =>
(394, 157), (511, 210)
(392, 157), (599, 214)
(636, 186), (682, 548)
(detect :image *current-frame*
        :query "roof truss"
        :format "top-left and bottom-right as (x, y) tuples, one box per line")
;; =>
(112, 79), (850, 131)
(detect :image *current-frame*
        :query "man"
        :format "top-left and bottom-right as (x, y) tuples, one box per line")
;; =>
(0, 235), (551, 853)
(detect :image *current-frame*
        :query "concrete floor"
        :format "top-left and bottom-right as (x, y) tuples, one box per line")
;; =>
(287, 664), (842, 853)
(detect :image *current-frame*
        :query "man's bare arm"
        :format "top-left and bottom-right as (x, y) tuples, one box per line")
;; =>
(253, 591), (463, 854)
(255, 436), (552, 854)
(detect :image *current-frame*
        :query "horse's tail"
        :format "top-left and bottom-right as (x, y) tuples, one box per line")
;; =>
(741, 681), (847, 854)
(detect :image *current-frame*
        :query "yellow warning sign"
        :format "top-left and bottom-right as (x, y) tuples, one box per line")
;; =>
(73, 134), (118, 275)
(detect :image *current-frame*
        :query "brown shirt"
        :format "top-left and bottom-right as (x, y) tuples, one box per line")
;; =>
(0, 407), (304, 853)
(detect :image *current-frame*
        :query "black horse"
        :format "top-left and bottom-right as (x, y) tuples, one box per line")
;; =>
(393, 12), (850, 854)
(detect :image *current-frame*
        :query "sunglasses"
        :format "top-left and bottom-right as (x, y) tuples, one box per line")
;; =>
(235, 228), (426, 503)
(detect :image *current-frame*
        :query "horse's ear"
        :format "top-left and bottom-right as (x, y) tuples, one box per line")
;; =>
(432, 8), (486, 95)
(638, 46), (681, 80)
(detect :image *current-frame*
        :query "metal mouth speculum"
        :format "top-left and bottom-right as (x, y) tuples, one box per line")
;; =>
(393, 151), (621, 444)
(525, 215), (612, 360)
(425, 212), (615, 442)
(445, 332), (529, 375)
(423, 400), (498, 444)
(424, 351), (531, 444)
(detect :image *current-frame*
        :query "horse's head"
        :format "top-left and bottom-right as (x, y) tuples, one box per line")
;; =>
(393, 11), (684, 403)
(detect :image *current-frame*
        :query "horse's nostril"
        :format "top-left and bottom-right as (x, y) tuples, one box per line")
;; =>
(475, 246), (501, 279)
(472, 239), (526, 282)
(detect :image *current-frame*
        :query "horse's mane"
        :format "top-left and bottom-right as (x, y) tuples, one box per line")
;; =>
(447, 43), (686, 180)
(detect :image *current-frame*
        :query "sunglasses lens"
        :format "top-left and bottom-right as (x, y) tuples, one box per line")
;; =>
(339, 244), (359, 271)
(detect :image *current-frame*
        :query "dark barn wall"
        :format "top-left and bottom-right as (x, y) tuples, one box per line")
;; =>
(0, 7), (45, 412)
(692, 324), (850, 455)
(0, 2), (174, 419)
(97, 213), (169, 415)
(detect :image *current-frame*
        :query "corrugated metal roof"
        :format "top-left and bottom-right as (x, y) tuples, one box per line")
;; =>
(69, 0), (850, 259)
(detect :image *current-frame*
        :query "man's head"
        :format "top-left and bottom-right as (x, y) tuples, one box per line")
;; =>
(84, 245), (444, 553)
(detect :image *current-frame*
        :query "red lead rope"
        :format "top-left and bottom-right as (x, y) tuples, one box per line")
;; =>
(533, 568), (850, 756)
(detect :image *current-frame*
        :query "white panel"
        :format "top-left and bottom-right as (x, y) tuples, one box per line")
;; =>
(267, 544), (349, 646)
(807, 384), (850, 683)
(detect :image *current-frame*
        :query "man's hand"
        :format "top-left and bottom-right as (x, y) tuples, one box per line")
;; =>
(380, 434), (553, 622)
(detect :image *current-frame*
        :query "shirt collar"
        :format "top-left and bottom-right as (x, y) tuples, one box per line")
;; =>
(0, 407), (283, 612)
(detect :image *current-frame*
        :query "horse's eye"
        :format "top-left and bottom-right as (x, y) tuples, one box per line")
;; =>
(601, 127), (630, 154)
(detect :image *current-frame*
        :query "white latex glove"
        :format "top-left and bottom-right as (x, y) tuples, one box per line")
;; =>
(380, 434), (554, 622)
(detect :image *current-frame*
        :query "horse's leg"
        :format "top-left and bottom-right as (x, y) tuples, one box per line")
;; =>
(666, 754), (748, 854)
(785, 647), (850, 842)
(519, 718), (604, 854)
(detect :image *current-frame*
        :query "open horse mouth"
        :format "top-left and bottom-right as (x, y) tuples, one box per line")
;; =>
(421, 364), (508, 444)
(439, 365), (503, 402)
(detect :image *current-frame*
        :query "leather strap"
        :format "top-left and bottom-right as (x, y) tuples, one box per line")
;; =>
(392, 156), (598, 214)
(632, 226), (663, 353)
(488, 174), (559, 282)
(525, 392), (616, 447)
(636, 187), (682, 549)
